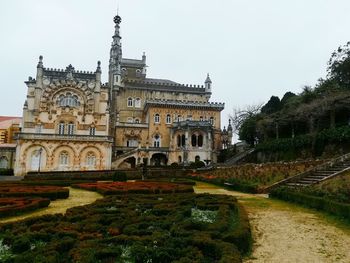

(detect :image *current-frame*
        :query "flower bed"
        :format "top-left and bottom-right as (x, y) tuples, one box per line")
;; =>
(0, 193), (251, 262)
(0, 184), (69, 200)
(189, 160), (325, 193)
(72, 181), (194, 195)
(0, 197), (50, 218)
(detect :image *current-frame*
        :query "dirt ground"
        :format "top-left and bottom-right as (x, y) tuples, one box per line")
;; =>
(0, 187), (102, 224)
(194, 182), (350, 263)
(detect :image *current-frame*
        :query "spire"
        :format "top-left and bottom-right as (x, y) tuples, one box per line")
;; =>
(204, 73), (212, 92)
(109, 12), (123, 88)
(228, 119), (233, 131)
(96, 60), (101, 73)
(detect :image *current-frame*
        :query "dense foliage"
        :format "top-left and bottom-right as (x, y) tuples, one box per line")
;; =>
(0, 198), (50, 218)
(0, 184), (69, 200)
(73, 181), (194, 195)
(233, 41), (350, 156)
(0, 193), (251, 262)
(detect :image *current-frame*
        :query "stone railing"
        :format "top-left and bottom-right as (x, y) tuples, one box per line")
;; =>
(17, 133), (114, 143)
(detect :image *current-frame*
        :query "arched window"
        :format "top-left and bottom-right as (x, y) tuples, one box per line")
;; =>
(154, 114), (160, 124)
(127, 117), (133, 123)
(89, 127), (96, 136)
(58, 93), (80, 107)
(135, 98), (141, 108)
(59, 151), (69, 167)
(153, 134), (161, 148)
(177, 135), (181, 147)
(178, 156), (182, 163)
(135, 118), (140, 124)
(30, 150), (41, 171)
(58, 122), (65, 135)
(177, 115), (182, 122)
(198, 135), (203, 147)
(191, 134), (197, 147)
(86, 152), (96, 170)
(195, 155), (200, 162)
(166, 114), (171, 124)
(181, 134), (186, 147)
(127, 97), (133, 107)
(199, 116), (204, 122)
(67, 122), (75, 135)
(0, 156), (8, 169)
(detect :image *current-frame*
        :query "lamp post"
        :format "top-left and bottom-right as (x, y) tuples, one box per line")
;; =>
(38, 147), (43, 174)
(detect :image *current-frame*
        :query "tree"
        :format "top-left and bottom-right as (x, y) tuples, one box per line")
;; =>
(280, 92), (296, 106)
(229, 104), (262, 135)
(328, 42), (350, 88)
(261, 96), (281, 114)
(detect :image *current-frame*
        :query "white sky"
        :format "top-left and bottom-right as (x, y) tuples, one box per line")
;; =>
(1, 0), (350, 139)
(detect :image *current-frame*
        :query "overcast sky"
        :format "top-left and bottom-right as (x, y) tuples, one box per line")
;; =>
(1, 0), (350, 135)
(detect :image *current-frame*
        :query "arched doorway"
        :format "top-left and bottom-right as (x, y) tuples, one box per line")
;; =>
(119, 157), (136, 169)
(151, 153), (167, 166)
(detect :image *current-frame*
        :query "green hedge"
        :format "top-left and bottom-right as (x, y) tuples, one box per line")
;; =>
(0, 169), (14, 176)
(270, 187), (350, 220)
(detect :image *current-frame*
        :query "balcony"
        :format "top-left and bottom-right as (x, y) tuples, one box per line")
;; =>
(16, 133), (114, 143)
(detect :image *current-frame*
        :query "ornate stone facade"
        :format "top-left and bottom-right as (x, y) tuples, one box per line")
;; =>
(14, 14), (232, 175)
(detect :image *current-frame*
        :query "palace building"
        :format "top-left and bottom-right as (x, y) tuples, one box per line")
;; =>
(13, 14), (232, 175)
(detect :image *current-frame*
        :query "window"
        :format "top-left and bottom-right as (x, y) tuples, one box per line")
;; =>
(67, 123), (74, 135)
(127, 97), (133, 107)
(199, 116), (204, 122)
(59, 151), (69, 166)
(89, 127), (96, 136)
(30, 151), (40, 171)
(0, 156), (8, 169)
(58, 93), (80, 107)
(153, 134), (161, 148)
(177, 135), (181, 147)
(58, 122), (65, 135)
(209, 117), (214, 125)
(186, 115), (192, 121)
(135, 119), (140, 124)
(127, 117), (133, 123)
(166, 114), (171, 124)
(191, 134), (197, 147)
(195, 155), (200, 162)
(86, 152), (96, 169)
(177, 115), (182, 122)
(154, 113), (160, 123)
(178, 156), (182, 163)
(135, 98), (141, 108)
(127, 139), (138, 147)
(181, 134), (186, 147)
(198, 135), (203, 147)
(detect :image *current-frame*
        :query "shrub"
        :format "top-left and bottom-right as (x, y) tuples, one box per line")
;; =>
(0, 184), (69, 200)
(112, 171), (127, 182)
(0, 169), (14, 176)
(0, 197), (50, 218)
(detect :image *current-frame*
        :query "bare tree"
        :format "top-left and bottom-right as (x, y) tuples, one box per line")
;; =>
(229, 103), (263, 135)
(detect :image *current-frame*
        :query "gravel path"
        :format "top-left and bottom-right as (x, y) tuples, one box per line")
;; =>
(0, 187), (102, 224)
(194, 182), (350, 263)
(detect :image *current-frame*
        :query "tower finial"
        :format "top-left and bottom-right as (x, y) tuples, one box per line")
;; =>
(37, 55), (43, 68)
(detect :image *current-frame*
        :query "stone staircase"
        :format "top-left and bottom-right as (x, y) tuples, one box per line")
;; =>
(267, 153), (350, 191)
(221, 148), (255, 167)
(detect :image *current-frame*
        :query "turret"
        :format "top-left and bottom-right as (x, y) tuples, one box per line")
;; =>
(205, 73), (212, 93)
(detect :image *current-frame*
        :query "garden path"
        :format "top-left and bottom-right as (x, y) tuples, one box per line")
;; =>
(194, 182), (350, 263)
(0, 187), (102, 224)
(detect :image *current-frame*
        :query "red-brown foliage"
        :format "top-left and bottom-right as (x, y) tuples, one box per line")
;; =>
(0, 184), (69, 200)
(73, 181), (194, 195)
(0, 197), (50, 218)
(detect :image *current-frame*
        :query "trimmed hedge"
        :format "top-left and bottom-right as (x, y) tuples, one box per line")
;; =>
(270, 187), (350, 221)
(0, 184), (69, 200)
(0, 193), (251, 262)
(0, 169), (14, 176)
(0, 197), (50, 218)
